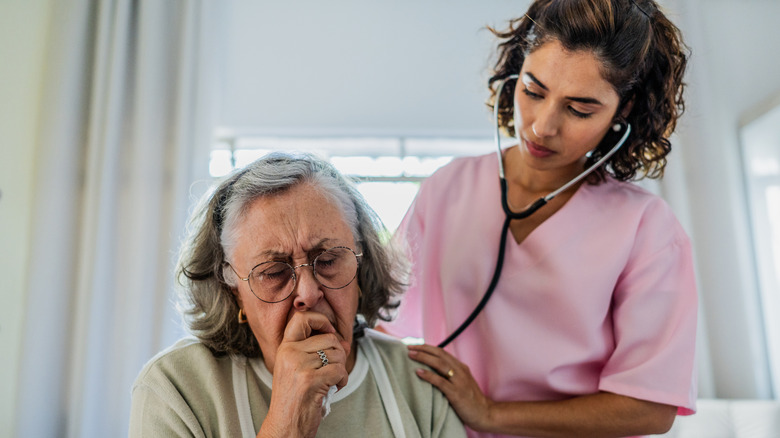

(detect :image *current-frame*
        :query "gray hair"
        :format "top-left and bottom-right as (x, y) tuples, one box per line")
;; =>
(176, 152), (407, 357)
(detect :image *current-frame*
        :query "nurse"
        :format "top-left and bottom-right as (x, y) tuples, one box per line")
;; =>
(382, 0), (698, 437)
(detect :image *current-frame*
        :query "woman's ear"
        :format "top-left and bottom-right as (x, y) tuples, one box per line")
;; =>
(620, 96), (635, 119)
(222, 264), (242, 302)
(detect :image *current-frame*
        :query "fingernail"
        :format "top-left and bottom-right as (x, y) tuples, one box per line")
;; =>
(408, 350), (418, 358)
(416, 369), (425, 376)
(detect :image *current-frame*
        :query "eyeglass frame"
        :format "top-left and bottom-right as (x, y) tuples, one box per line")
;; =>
(225, 246), (363, 304)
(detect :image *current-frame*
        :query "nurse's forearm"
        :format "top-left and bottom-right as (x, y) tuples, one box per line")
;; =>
(480, 391), (677, 438)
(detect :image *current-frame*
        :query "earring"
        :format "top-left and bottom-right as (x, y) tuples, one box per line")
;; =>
(612, 122), (622, 132)
(238, 308), (248, 324)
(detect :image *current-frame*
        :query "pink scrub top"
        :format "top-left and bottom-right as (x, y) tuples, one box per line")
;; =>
(384, 152), (698, 438)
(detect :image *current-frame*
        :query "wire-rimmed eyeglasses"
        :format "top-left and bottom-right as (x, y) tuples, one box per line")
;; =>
(226, 246), (362, 303)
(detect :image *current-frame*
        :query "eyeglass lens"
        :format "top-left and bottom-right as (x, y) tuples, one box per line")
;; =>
(248, 247), (359, 303)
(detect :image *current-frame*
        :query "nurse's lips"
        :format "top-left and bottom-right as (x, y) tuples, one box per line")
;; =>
(525, 139), (555, 158)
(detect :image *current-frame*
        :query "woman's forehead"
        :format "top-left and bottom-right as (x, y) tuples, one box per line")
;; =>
(522, 40), (618, 100)
(234, 184), (355, 259)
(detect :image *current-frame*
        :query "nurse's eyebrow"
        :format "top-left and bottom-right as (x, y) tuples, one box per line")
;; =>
(524, 72), (549, 91)
(523, 72), (604, 106)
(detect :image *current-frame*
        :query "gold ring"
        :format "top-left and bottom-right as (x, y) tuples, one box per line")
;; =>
(446, 369), (455, 378)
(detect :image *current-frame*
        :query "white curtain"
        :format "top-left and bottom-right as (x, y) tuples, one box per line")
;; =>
(15, 0), (223, 436)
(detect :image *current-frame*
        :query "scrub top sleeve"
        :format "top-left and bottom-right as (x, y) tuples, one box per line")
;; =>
(599, 228), (698, 415)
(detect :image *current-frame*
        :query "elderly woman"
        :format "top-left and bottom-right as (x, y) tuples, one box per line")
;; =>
(129, 153), (465, 437)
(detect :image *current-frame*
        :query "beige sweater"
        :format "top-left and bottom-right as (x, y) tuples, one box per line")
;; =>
(130, 333), (466, 437)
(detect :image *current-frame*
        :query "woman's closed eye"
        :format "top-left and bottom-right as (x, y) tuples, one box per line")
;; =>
(256, 264), (290, 280)
(316, 257), (336, 267)
(263, 271), (288, 281)
(521, 87), (542, 100)
(568, 106), (593, 119)
(523, 87), (593, 119)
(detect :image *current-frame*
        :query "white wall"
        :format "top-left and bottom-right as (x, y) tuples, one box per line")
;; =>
(219, 0), (531, 137)
(0, 0), (53, 433)
(670, 0), (780, 398)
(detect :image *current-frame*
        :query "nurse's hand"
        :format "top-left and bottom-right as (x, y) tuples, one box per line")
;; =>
(409, 344), (679, 437)
(407, 344), (494, 431)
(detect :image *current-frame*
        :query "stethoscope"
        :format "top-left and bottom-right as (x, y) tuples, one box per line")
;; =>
(437, 74), (632, 348)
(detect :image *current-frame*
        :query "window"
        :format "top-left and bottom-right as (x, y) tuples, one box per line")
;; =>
(741, 101), (780, 396)
(210, 135), (493, 232)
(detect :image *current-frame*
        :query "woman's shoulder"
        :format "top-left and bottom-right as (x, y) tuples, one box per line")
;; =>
(425, 151), (496, 187)
(133, 337), (233, 389)
(363, 330), (425, 374)
(587, 178), (691, 249)
(587, 178), (680, 221)
(363, 329), (409, 357)
(362, 330), (440, 397)
(130, 340), (246, 436)
(360, 332), (466, 436)
(590, 177), (662, 202)
(413, 152), (497, 212)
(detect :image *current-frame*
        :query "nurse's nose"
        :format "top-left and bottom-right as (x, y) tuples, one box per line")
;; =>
(531, 104), (559, 138)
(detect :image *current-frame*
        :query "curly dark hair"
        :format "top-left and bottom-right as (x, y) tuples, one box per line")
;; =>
(176, 152), (407, 357)
(488, 0), (688, 181)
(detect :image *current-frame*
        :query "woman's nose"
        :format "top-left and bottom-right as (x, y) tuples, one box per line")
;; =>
(292, 265), (323, 310)
(531, 104), (559, 138)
